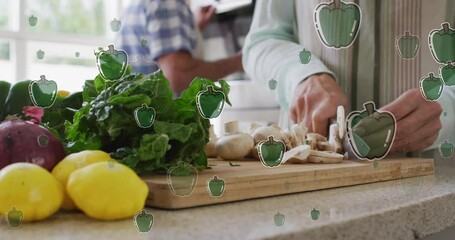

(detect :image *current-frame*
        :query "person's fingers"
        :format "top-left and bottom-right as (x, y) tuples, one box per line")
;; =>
(207, 6), (216, 16)
(380, 89), (422, 121)
(200, 5), (211, 12)
(394, 101), (441, 138)
(312, 109), (329, 137)
(391, 117), (442, 152)
(291, 101), (298, 124)
(403, 133), (439, 152)
(291, 93), (306, 124)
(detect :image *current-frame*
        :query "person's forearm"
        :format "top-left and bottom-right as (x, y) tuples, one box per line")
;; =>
(190, 55), (242, 81)
(158, 52), (242, 94)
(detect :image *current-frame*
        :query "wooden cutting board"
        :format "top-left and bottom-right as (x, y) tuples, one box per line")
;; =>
(142, 158), (434, 209)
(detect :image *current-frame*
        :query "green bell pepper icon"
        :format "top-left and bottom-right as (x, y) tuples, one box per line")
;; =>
(36, 49), (45, 60)
(28, 15), (38, 27)
(346, 101), (396, 160)
(134, 209), (154, 233)
(298, 48), (312, 64)
(396, 31), (420, 59)
(372, 161), (379, 168)
(268, 79), (277, 90)
(96, 45), (128, 80)
(6, 207), (23, 228)
(310, 208), (320, 220)
(419, 73), (444, 101)
(134, 104), (156, 128)
(196, 86), (226, 119)
(207, 175), (225, 197)
(274, 212), (285, 227)
(439, 140), (454, 158)
(110, 18), (121, 32)
(37, 134), (49, 147)
(258, 136), (285, 168)
(440, 62), (455, 86)
(400, 176), (424, 196)
(29, 75), (58, 108)
(314, 0), (362, 49)
(429, 22), (455, 64)
(167, 162), (198, 197)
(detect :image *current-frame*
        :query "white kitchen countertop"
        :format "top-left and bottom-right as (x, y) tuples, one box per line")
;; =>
(2, 151), (455, 240)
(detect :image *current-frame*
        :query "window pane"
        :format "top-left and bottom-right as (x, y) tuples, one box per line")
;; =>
(25, 0), (106, 36)
(27, 41), (99, 92)
(0, 0), (11, 30)
(0, 39), (14, 82)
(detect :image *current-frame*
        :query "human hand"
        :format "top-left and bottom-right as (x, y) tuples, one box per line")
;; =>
(231, 52), (243, 72)
(290, 73), (347, 137)
(380, 88), (442, 153)
(195, 5), (216, 30)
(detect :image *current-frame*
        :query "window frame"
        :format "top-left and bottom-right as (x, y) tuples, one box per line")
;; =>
(0, 0), (129, 82)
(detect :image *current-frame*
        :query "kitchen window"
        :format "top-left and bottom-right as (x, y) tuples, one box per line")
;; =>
(0, 0), (131, 91)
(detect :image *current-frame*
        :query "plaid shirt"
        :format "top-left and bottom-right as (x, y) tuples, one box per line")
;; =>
(117, 0), (197, 74)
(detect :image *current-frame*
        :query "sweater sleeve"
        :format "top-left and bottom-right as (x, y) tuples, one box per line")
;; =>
(427, 86), (455, 151)
(242, 0), (335, 111)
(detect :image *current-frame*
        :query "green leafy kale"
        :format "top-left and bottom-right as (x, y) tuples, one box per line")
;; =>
(64, 69), (230, 174)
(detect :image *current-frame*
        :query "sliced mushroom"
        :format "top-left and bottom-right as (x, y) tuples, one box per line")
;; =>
(282, 145), (311, 164)
(307, 133), (327, 150)
(307, 133), (327, 142)
(291, 124), (307, 146)
(308, 150), (344, 164)
(316, 141), (336, 152)
(280, 130), (293, 151)
(328, 123), (343, 153)
(337, 106), (346, 140)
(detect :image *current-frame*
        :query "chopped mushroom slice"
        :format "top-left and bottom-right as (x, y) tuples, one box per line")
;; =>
(282, 145), (311, 164)
(308, 150), (344, 163)
(280, 130), (293, 151)
(337, 106), (346, 140)
(328, 123), (343, 153)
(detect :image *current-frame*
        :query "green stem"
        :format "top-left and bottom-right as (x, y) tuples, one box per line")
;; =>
(364, 102), (375, 116)
(40, 75), (46, 83)
(333, 0), (341, 8)
(429, 73), (435, 79)
(108, 45), (115, 54)
(206, 86), (213, 94)
(268, 135), (274, 144)
(442, 23), (449, 34)
(404, 31), (410, 37)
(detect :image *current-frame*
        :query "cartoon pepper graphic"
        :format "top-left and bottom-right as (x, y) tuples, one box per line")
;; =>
(314, 0), (362, 49)
(28, 75), (58, 109)
(196, 86), (226, 119)
(96, 45), (128, 81)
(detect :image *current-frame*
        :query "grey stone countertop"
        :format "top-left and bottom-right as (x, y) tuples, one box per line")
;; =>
(2, 151), (455, 240)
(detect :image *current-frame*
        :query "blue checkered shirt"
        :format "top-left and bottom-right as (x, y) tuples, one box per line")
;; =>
(116, 0), (197, 74)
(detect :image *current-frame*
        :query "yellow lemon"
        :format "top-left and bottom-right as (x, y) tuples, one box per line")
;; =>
(0, 163), (63, 222)
(57, 90), (70, 97)
(52, 150), (113, 210)
(67, 161), (148, 221)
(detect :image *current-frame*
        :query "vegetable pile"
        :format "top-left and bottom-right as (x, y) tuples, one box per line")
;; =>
(64, 68), (231, 174)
